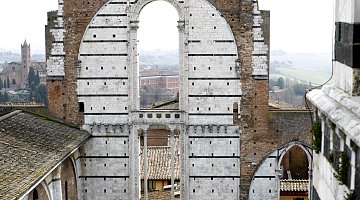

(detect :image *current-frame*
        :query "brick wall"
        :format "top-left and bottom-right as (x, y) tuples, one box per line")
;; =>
(27, 183), (49, 200)
(61, 158), (77, 200)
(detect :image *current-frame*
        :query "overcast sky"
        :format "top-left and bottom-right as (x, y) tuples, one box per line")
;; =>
(0, 0), (333, 54)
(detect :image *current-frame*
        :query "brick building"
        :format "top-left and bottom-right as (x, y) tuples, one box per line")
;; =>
(139, 69), (179, 90)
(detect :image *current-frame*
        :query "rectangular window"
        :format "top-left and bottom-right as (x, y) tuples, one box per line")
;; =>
(323, 123), (330, 159)
(65, 181), (68, 200)
(333, 132), (340, 169)
(78, 102), (85, 113)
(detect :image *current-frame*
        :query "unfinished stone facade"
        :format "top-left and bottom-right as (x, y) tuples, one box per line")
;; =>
(44, 0), (312, 199)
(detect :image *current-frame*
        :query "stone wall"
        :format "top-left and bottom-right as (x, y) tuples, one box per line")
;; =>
(46, 0), (276, 199)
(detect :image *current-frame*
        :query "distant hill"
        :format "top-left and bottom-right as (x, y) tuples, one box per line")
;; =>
(139, 49), (179, 70)
(0, 51), (45, 64)
(270, 51), (332, 85)
(271, 51), (332, 73)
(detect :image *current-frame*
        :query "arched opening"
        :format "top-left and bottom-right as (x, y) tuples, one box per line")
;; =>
(278, 145), (311, 200)
(33, 189), (39, 200)
(28, 183), (49, 200)
(137, 1), (180, 110)
(61, 158), (77, 200)
(280, 145), (309, 179)
(140, 124), (180, 199)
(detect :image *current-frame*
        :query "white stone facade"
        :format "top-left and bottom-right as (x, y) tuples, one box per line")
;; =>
(252, 1), (269, 78)
(47, 0), (65, 77)
(44, 0), (266, 199)
(248, 142), (312, 200)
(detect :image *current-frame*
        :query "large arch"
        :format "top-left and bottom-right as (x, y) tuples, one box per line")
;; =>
(76, 0), (241, 199)
(248, 141), (313, 200)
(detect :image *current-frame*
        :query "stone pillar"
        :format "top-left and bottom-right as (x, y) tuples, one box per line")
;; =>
(129, 20), (139, 111)
(170, 128), (175, 200)
(130, 125), (140, 200)
(49, 165), (62, 200)
(181, 125), (189, 200)
(144, 129), (148, 200)
(177, 20), (187, 111)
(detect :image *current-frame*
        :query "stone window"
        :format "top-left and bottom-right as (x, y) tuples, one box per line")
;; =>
(323, 123), (330, 159)
(78, 102), (84, 113)
(332, 132), (341, 169)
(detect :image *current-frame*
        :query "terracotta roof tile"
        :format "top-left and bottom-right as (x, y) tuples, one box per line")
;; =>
(140, 139), (180, 180)
(280, 179), (309, 192)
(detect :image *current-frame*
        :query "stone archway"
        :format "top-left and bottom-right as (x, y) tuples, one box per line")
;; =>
(248, 142), (312, 200)
(61, 158), (78, 200)
(27, 182), (50, 200)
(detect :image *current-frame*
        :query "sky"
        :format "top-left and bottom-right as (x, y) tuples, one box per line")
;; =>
(0, 0), (334, 54)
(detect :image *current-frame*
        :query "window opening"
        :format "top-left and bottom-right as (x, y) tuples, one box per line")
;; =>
(138, 1), (179, 110)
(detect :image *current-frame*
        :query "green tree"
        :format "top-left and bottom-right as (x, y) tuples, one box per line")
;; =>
(1, 92), (9, 102)
(3, 80), (6, 89)
(35, 70), (40, 86)
(277, 77), (285, 89)
(34, 83), (48, 105)
(28, 67), (36, 90)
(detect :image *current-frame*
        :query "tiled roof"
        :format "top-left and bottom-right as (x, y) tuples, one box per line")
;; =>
(140, 190), (180, 200)
(0, 111), (91, 200)
(140, 139), (180, 180)
(280, 179), (309, 192)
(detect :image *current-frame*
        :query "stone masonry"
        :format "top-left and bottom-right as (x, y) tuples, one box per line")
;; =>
(43, 0), (307, 199)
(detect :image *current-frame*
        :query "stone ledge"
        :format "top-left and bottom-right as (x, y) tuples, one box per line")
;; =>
(307, 86), (360, 146)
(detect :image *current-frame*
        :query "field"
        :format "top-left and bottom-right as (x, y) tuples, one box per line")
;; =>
(271, 66), (331, 86)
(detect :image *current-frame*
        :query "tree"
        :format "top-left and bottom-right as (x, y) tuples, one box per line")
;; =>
(0, 78), (3, 90)
(3, 80), (6, 89)
(277, 77), (285, 89)
(28, 67), (36, 90)
(34, 83), (48, 105)
(35, 70), (40, 86)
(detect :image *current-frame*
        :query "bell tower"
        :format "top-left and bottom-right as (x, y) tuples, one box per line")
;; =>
(21, 40), (31, 88)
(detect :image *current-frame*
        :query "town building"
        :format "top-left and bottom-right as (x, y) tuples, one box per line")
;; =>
(139, 69), (179, 90)
(306, 1), (360, 199)
(0, 41), (46, 89)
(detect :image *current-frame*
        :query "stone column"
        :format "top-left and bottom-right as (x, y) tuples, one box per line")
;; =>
(49, 165), (62, 200)
(177, 20), (187, 111)
(128, 20), (139, 111)
(170, 128), (176, 200)
(129, 125), (140, 200)
(144, 129), (148, 200)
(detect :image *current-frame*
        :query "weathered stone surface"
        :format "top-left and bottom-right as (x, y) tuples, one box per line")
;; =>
(0, 111), (90, 200)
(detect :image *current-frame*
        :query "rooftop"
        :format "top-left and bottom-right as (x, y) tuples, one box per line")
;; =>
(140, 141), (180, 180)
(280, 179), (309, 192)
(0, 111), (90, 199)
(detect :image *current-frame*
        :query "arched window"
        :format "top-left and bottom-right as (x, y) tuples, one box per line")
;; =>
(138, 1), (179, 109)
(33, 189), (39, 200)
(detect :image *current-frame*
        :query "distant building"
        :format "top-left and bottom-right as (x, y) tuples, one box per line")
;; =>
(0, 40), (46, 89)
(307, 1), (360, 199)
(140, 69), (179, 90)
